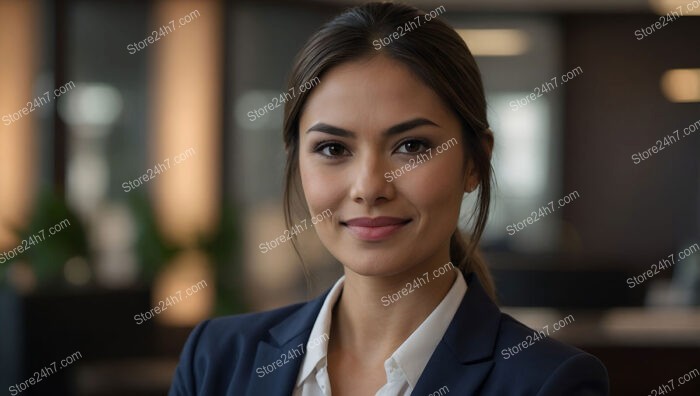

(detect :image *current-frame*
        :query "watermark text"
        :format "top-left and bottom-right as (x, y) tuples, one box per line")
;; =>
(635, 1), (700, 40)
(506, 191), (580, 236)
(627, 242), (699, 288)
(134, 280), (208, 324)
(247, 77), (320, 122)
(2, 81), (75, 126)
(381, 261), (454, 306)
(373, 6), (446, 50)
(501, 315), (574, 359)
(8, 351), (82, 395)
(0, 219), (71, 264)
(122, 147), (196, 192)
(427, 385), (450, 396)
(259, 209), (332, 254)
(384, 138), (458, 182)
(509, 67), (583, 111)
(631, 118), (699, 164)
(647, 367), (698, 395)
(127, 9), (200, 54)
(256, 333), (329, 378)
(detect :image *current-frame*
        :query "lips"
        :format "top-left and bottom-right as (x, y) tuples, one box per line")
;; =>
(342, 216), (411, 241)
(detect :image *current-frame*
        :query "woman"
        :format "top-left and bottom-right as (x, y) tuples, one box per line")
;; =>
(169, 3), (609, 395)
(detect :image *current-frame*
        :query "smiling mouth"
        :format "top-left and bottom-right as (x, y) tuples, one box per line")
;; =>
(341, 217), (412, 241)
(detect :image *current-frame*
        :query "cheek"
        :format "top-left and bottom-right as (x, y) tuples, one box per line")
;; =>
(299, 155), (342, 216)
(406, 182), (462, 227)
(398, 150), (466, 211)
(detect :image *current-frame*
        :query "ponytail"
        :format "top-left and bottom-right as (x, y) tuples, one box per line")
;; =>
(450, 229), (497, 303)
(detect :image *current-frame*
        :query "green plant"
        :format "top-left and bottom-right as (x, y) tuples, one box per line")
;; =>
(0, 189), (88, 288)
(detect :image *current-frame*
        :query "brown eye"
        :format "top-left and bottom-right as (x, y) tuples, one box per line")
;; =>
(315, 142), (349, 158)
(397, 139), (429, 154)
(404, 141), (421, 152)
(326, 144), (345, 156)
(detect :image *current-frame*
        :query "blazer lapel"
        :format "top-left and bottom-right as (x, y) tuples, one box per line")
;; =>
(413, 343), (495, 395)
(244, 272), (502, 396)
(245, 292), (328, 396)
(244, 336), (309, 396)
(413, 272), (502, 395)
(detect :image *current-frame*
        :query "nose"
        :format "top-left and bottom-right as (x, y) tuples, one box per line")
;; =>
(350, 152), (395, 206)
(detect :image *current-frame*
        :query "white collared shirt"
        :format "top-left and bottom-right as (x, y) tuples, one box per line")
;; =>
(293, 269), (467, 396)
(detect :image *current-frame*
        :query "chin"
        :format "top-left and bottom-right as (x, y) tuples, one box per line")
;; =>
(336, 249), (416, 278)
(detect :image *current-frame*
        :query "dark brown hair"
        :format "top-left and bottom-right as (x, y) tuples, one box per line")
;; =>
(282, 2), (496, 300)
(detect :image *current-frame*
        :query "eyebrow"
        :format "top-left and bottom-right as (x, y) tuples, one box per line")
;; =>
(305, 118), (440, 138)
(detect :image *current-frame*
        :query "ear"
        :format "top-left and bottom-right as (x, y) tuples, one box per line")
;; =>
(464, 128), (493, 193)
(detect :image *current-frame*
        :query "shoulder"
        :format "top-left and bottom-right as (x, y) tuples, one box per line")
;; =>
(448, 272), (609, 395)
(194, 302), (308, 347)
(489, 313), (609, 395)
(168, 301), (312, 396)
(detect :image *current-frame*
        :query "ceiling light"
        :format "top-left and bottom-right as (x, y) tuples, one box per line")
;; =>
(457, 29), (530, 57)
(650, 0), (700, 16)
(661, 69), (700, 103)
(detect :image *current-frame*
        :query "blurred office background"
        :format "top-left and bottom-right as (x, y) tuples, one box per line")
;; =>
(0, 0), (698, 394)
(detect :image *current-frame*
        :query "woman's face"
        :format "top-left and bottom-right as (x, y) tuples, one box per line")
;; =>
(298, 55), (478, 278)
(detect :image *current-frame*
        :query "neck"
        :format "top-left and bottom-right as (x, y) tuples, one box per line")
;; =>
(329, 259), (458, 364)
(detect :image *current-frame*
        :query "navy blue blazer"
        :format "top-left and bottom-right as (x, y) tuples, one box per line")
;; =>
(169, 272), (609, 395)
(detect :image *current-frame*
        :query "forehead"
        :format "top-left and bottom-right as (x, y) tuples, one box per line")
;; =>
(299, 55), (457, 134)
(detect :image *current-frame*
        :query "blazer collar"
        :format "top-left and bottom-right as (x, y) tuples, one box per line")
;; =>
(245, 271), (500, 396)
(441, 271), (501, 362)
(412, 271), (501, 394)
(245, 288), (328, 396)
